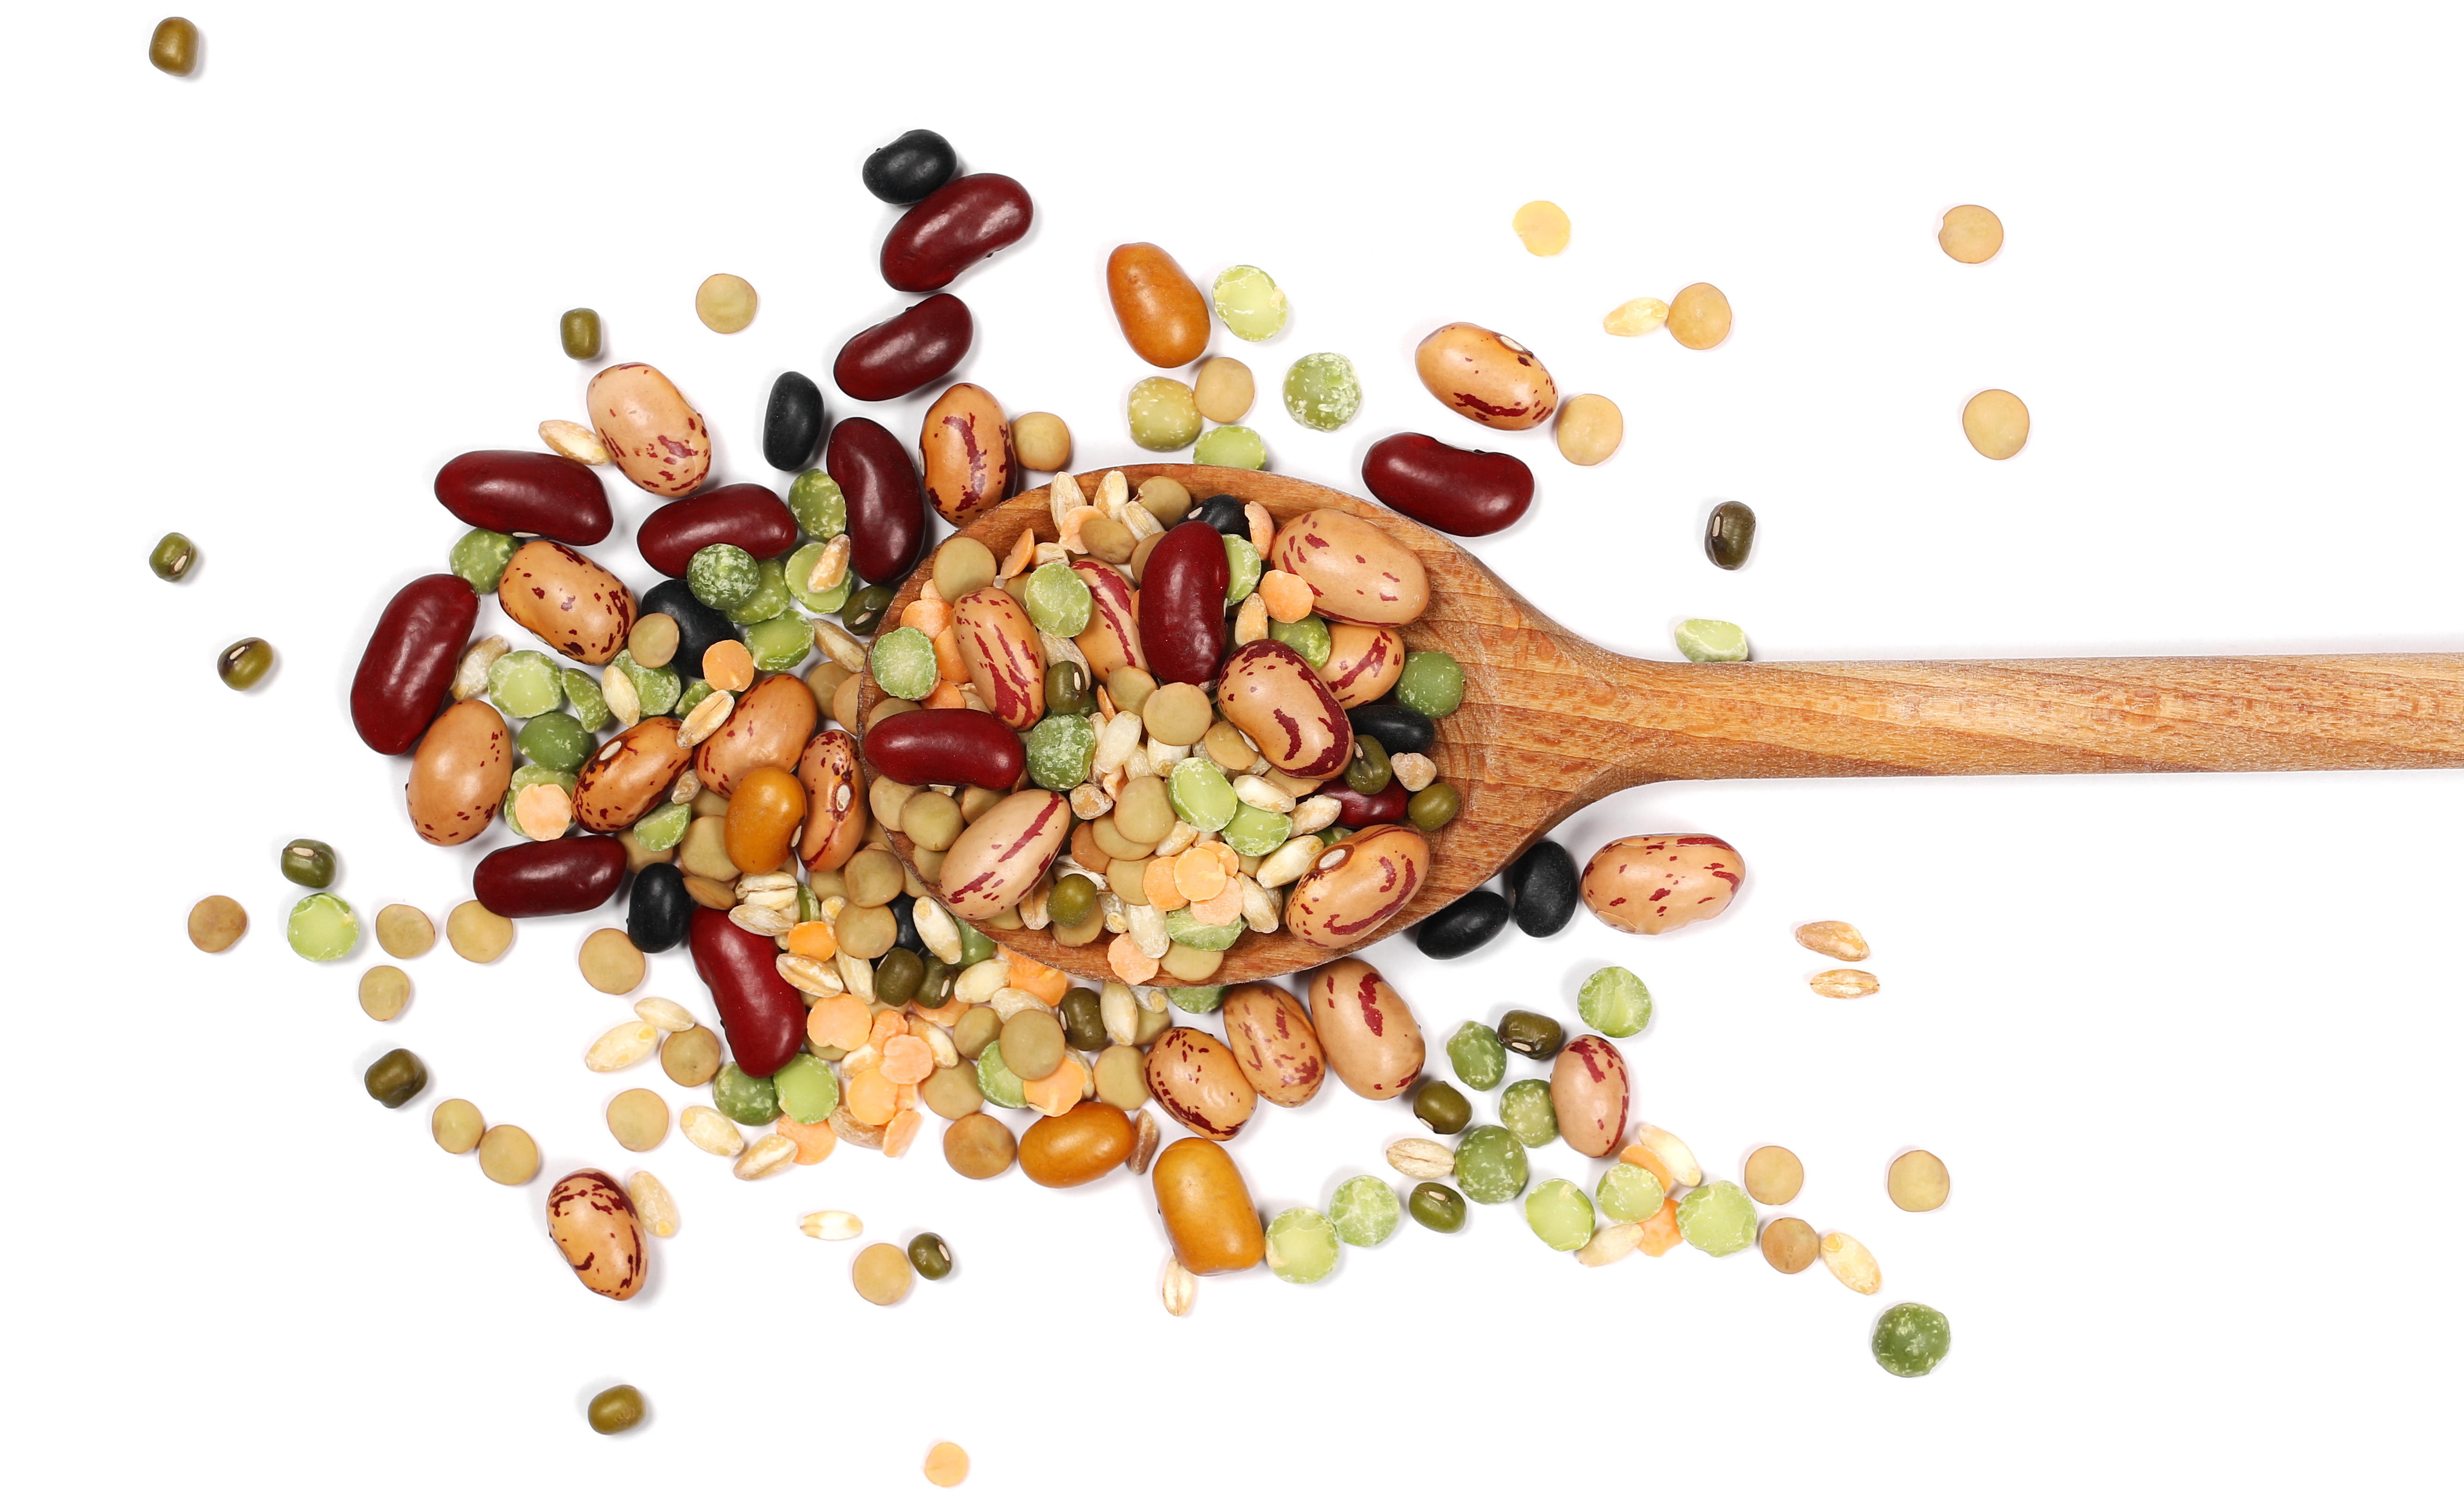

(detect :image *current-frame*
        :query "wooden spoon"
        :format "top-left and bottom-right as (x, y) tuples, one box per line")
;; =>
(864, 464), (2464, 985)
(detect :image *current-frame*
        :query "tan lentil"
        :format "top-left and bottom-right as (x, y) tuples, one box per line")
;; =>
(1888, 1149), (1951, 1212)
(1963, 389), (2029, 460)
(446, 900), (513, 963)
(1194, 357), (1255, 423)
(1938, 204), (2005, 264)
(431, 1098), (484, 1154)
(1761, 1215), (1819, 1273)
(1011, 412), (1072, 472)
(1511, 200), (1572, 256)
(1743, 1145), (1804, 1205)
(606, 1088), (670, 1152)
(478, 1125), (540, 1185)
(375, 903), (435, 958)
(578, 928), (646, 994)
(358, 966), (411, 1022)
(1667, 282), (1733, 350)
(187, 895), (246, 953)
(851, 1241), (915, 1304)
(1554, 393), (1624, 466)
(695, 273), (758, 333)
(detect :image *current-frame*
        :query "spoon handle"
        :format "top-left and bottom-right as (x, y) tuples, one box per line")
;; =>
(1561, 651), (2464, 788)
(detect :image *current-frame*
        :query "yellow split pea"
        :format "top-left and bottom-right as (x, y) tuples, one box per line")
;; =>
(1938, 204), (2005, 264)
(1554, 395), (1623, 466)
(696, 273), (758, 334)
(1667, 283), (1732, 350)
(1511, 201), (1572, 256)
(1962, 389), (2030, 460)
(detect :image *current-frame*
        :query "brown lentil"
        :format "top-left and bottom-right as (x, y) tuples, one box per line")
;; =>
(375, 903), (435, 958)
(446, 900), (514, 963)
(678, 816), (739, 881)
(1094, 1045), (1148, 1108)
(1667, 283), (1733, 350)
(607, 1088), (670, 1151)
(851, 1241), (915, 1305)
(1761, 1215), (1819, 1273)
(1011, 412), (1072, 472)
(834, 905), (897, 961)
(1938, 204), (2005, 264)
(901, 790), (964, 852)
(1962, 389), (2029, 460)
(431, 1098), (484, 1154)
(920, 1062), (984, 1119)
(944, 1111), (1017, 1179)
(1080, 515), (1134, 564)
(1743, 1145), (1804, 1205)
(844, 849), (905, 907)
(951, 1006), (1000, 1059)
(1000, 1010), (1067, 1081)
(578, 928), (647, 994)
(1195, 357), (1256, 423)
(187, 895), (246, 953)
(1554, 394), (1623, 466)
(660, 1025), (723, 1087)
(478, 1125), (540, 1185)
(358, 966), (411, 1022)
(1888, 1149), (1951, 1212)
(1142, 682), (1213, 745)
(628, 613), (680, 669)
(149, 17), (201, 75)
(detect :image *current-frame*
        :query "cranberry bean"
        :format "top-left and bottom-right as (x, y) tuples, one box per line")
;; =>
(636, 483), (797, 579)
(920, 381), (1013, 528)
(433, 450), (614, 545)
(939, 790), (1072, 922)
(689, 907), (805, 1078)
(1136, 522), (1231, 687)
(1317, 624), (1406, 710)
(1361, 433), (1535, 537)
(1268, 509), (1429, 627)
(496, 541), (636, 666)
(1285, 824), (1432, 951)
(1323, 777), (1408, 828)
(350, 574), (478, 755)
(1215, 640), (1354, 779)
(796, 730), (869, 874)
(864, 708), (1026, 789)
(951, 588), (1045, 730)
(827, 417), (926, 584)
(1072, 559), (1145, 678)
(472, 836), (626, 918)
(835, 294), (974, 403)
(880, 174), (1034, 292)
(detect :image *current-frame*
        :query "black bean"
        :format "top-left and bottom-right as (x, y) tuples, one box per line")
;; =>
(639, 578), (736, 683)
(1503, 841), (1579, 937)
(626, 864), (695, 953)
(1416, 889), (1510, 959)
(1191, 494), (1250, 536)
(890, 893), (924, 957)
(762, 371), (828, 472)
(862, 129), (958, 204)
(1349, 702), (1435, 756)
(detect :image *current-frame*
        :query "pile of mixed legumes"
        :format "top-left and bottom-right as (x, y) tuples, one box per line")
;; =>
(171, 108), (1978, 1450)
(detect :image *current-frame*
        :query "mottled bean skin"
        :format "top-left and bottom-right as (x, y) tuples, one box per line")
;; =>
(1143, 1026), (1257, 1140)
(1317, 624), (1406, 709)
(1286, 825), (1431, 951)
(1214, 640), (1354, 779)
(1136, 522), (1231, 687)
(636, 483), (797, 579)
(880, 174), (1034, 292)
(1550, 1035), (1631, 1158)
(938, 790), (1071, 921)
(692, 674), (818, 796)
(1070, 560), (1145, 678)
(1220, 983), (1326, 1108)
(496, 540), (636, 666)
(1361, 433), (1535, 536)
(1305, 958), (1426, 1100)
(473, 836), (626, 917)
(1413, 323), (1558, 431)
(796, 730), (870, 874)
(920, 382), (1013, 528)
(1580, 834), (1747, 935)
(827, 417), (926, 585)
(545, 1169), (647, 1300)
(864, 708), (1026, 789)
(406, 697), (513, 846)
(1268, 509), (1430, 627)
(689, 908), (805, 1077)
(572, 717), (689, 832)
(588, 363), (710, 497)
(835, 293), (974, 403)
(434, 450), (613, 545)
(351, 574), (478, 755)
(952, 588), (1044, 730)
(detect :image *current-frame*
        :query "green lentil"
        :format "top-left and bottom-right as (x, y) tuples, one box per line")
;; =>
(1192, 426), (1267, 469)
(632, 802), (690, 852)
(562, 668), (610, 727)
(279, 839), (336, 889)
(148, 17), (201, 76)
(1219, 802), (1291, 858)
(611, 651), (680, 717)
(1044, 661), (1092, 717)
(1345, 735), (1392, 796)
(1406, 783), (1461, 831)
(217, 638), (275, 690)
(870, 627), (939, 701)
(974, 1041), (1028, 1110)
(1446, 1023), (1507, 1090)
(1212, 265), (1289, 341)
(1223, 535), (1262, 604)
(1577, 966), (1654, 1038)
(363, 1048), (428, 1109)
(286, 893), (359, 961)
(559, 308), (603, 361)
(1058, 987), (1107, 1053)
(1024, 714), (1096, 791)
(687, 544), (762, 612)
(517, 711), (591, 772)
(743, 613), (813, 673)
(1282, 353), (1362, 431)
(784, 541), (853, 614)
(1021, 561), (1093, 636)
(1499, 1079), (1558, 1147)
(1675, 618), (1750, 663)
(908, 1232), (954, 1281)
(1268, 614), (1331, 668)
(1453, 1125), (1529, 1205)
(1163, 909), (1245, 951)
(772, 1053), (840, 1125)
(149, 531), (197, 581)
(712, 1063), (782, 1125)
(1167, 760), (1238, 832)
(1127, 378), (1202, 451)
(789, 470), (848, 537)
(1497, 1010), (1563, 1059)
(1524, 1178), (1596, 1251)
(1675, 1179), (1757, 1256)
(1329, 1176), (1402, 1247)
(1871, 1302), (1953, 1378)
(841, 582), (896, 636)
(586, 1384), (644, 1434)
(1264, 1208), (1340, 1284)
(1394, 650), (1465, 718)
(1412, 1080), (1471, 1134)
(450, 528), (518, 593)
(1408, 1181), (1467, 1233)
(873, 948), (924, 1006)
(1047, 873), (1098, 929)
(1596, 1163), (1666, 1224)
(1163, 986), (1225, 1014)
(487, 650), (563, 718)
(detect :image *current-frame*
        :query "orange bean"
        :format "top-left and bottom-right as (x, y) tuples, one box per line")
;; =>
(882, 1108), (923, 1158)
(1107, 934), (1158, 985)
(808, 995), (870, 1052)
(881, 1035), (935, 1085)
(1004, 951), (1068, 1007)
(724, 766), (807, 875)
(776, 1115), (838, 1165)
(1639, 1195), (1682, 1257)
(787, 921), (838, 960)
(846, 1067), (899, 1125)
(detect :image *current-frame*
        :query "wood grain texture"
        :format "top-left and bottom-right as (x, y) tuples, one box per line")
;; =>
(863, 465), (2464, 984)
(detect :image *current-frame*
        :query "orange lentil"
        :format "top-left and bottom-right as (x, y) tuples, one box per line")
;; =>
(931, 628), (965, 683)
(900, 597), (955, 638)
(1000, 530), (1038, 579)
(910, 1000), (968, 1030)
(1639, 1196), (1683, 1257)
(1620, 1142), (1679, 1190)
(1187, 883), (1245, 929)
(1142, 859), (1186, 911)
(882, 1108), (924, 1158)
(881, 1035), (935, 1085)
(1107, 934), (1159, 985)
(1258, 570), (1314, 624)
(924, 1442), (970, 1488)
(867, 1009), (908, 1051)
(1022, 1060), (1085, 1118)
(808, 995), (870, 1052)
(787, 921), (838, 960)
(776, 1115), (839, 1165)
(1173, 849), (1226, 902)
(925, 681), (970, 709)
(846, 1067), (899, 1125)
(1005, 952), (1068, 1007)
(703, 639), (756, 693)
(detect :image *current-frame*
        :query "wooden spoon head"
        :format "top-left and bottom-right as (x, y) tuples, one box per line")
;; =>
(862, 464), (1615, 985)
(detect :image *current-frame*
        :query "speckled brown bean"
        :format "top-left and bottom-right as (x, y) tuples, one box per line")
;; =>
(952, 587), (1045, 730)
(1152, 1137), (1265, 1275)
(1213, 640), (1353, 779)
(1413, 322), (1558, 431)
(1219, 983), (1325, 1108)
(1142, 1026), (1257, 1141)
(692, 674), (818, 796)
(496, 541), (637, 665)
(1549, 1035), (1631, 1157)
(1070, 561), (1145, 679)
(1305, 958), (1425, 1100)
(1580, 834), (1746, 935)
(545, 1169), (648, 1300)
(920, 383), (1013, 529)
(795, 730), (869, 873)
(588, 363), (710, 498)
(573, 717), (688, 832)
(1285, 825), (1432, 952)
(938, 790), (1072, 922)
(406, 698), (514, 846)
(1267, 509), (1430, 627)
(1316, 624), (1406, 709)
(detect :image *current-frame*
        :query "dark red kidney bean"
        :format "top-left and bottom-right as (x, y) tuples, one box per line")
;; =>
(1360, 432), (1535, 537)
(762, 371), (828, 472)
(434, 450), (613, 545)
(833, 294), (973, 403)
(881, 174), (1033, 293)
(1323, 776), (1409, 828)
(350, 574), (478, 755)
(1348, 702), (1435, 756)
(828, 417), (925, 583)
(863, 708), (1025, 789)
(627, 862), (694, 952)
(690, 907), (805, 1077)
(638, 579), (734, 682)
(472, 836), (626, 918)
(636, 483), (798, 579)
(1136, 522), (1232, 686)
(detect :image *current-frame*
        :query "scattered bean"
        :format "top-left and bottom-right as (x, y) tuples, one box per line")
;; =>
(587, 1385), (646, 1435)
(1127, 378), (1202, 451)
(1497, 1009), (1562, 1060)
(1676, 1180), (1757, 1256)
(944, 1111), (1017, 1178)
(589, 363), (709, 498)
(1938, 204), (2003, 263)
(431, 1098), (483, 1154)
(287, 893), (359, 962)
(1108, 242), (1211, 367)
(1360, 433), (1534, 537)
(1499, 1079), (1558, 1147)
(1415, 322), (1556, 430)
(1761, 1215), (1819, 1274)
(1889, 1149), (1951, 1211)
(150, 530), (197, 581)
(1412, 1080), (1471, 1134)
(1193, 426), (1267, 469)
(148, 16), (200, 74)
(1264, 1207), (1340, 1284)
(852, 1241), (915, 1305)
(1212, 265), (1289, 341)
(1872, 1302), (1952, 1377)
(909, 1232), (954, 1280)
(1581, 834), (1745, 935)
(695, 273), (757, 333)
(1454, 1125), (1529, 1205)
(1603, 297), (1669, 336)
(1524, 1178), (1594, 1251)
(1810, 969), (1881, 999)
(1667, 283), (1732, 350)
(1152, 1136), (1265, 1273)
(880, 173), (1033, 292)
(1821, 1230), (1883, 1294)
(447, 900), (514, 962)
(1554, 393), (1623, 465)
(1676, 618), (1749, 662)
(358, 966), (410, 1021)
(1963, 388), (2030, 460)
(1283, 353), (1362, 431)
(862, 128), (957, 203)
(559, 307), (602, 360)
(1576, 966), (1652, 1038)
(1012, 412), (1071, 472)
(923, 1441), (971, 1488)
(363, 1048), (427, 1108)
(1704, 501), (1756, 570)
(607, 1088), (669, 1151)
(1596, 1162), (1665, 1223)
(577, 928), (646, 994)
(218, 637), (275, 690)
(1408, 1181), (1467, 1233)
(188, 895), (246, 953)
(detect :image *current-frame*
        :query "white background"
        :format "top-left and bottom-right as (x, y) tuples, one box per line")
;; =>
(6, 2), (2458, 1504)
